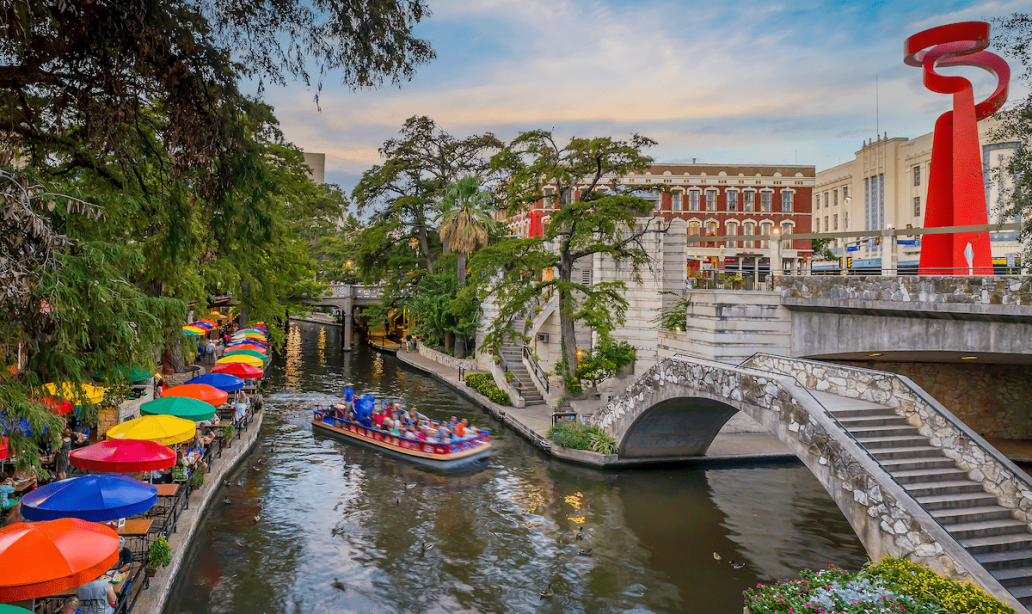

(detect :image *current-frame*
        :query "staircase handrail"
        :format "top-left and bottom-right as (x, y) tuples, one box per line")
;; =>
(670, 353), (1004, 554)
(522, 346), (550, 395)
(497, 352), (528, 393)
(742, 353), (1032, 496)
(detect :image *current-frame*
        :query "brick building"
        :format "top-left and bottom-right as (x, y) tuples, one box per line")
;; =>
(502, 162), (816, 276)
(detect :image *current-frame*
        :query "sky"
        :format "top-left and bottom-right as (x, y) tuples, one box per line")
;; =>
(260, 0), (1032, 195)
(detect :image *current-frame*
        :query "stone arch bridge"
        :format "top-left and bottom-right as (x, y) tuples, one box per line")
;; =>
(300, 284), (383, 350)
(591, 354), (1032, 612)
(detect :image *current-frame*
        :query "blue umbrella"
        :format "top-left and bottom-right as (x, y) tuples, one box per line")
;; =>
(185, 372), (245, 392)
(21, 475), (157, 522)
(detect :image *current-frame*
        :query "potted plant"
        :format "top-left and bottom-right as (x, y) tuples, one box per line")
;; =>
(492, 355), (502, 365)
(145, 535), (172, 577)
(222, 425), (235, 448)
(190, 470), (204, 491)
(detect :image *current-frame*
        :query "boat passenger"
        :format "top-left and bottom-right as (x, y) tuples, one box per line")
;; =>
(454, 419), (466, 438)
(460, 418), (477, 436)
(373, 409), (387, 429)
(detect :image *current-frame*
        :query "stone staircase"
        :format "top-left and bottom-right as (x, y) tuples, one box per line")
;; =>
(499, 317), (545, 406)
(816, 391), (1032, 607)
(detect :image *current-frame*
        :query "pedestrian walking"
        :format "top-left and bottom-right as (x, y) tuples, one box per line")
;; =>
(206, 339), (217, 364)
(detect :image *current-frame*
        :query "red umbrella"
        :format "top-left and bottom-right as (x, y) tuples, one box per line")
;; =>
(162, 383), (228, 406)
(0, 518), (119, 601)
(0, 437), (8, 462)
(69, 439), (176, 473)
(211, 362), (263, 379)
(226, 344), (266, 354)
(38, 396), (74, 415)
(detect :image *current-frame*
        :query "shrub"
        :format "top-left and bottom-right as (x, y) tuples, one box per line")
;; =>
(548, 422), (616, 454)
(464, 373), (511, 406)
(743, 559), (1014, 614)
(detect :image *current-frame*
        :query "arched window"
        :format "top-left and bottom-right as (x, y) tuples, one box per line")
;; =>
(743, 190), (755, 212)
(742, 221), (756, 249)
(760, 222), (773, 249)
(781, 222), (794, 249)
(672, 191), (683, 212)
(705, 188), (719, 211)
(725, 221), (739, 249)
(705, 220), (718, 247)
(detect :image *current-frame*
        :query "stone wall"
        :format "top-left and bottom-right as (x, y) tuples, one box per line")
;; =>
(835, 361), (1032, 440)
(417, 342), (477, 372)
(96, 382), (153, 439)
(590, 356), (1022, 610)
(776, 275), (1032, 305)
(747, 354), (1032, 543)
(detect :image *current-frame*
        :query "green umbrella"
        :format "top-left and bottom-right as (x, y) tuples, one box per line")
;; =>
(223, 349), (268, 364)
(140, 397), (215, 422)
(0, 604), (35, 614)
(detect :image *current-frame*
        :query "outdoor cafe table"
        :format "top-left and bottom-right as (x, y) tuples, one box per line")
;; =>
(154, 484), (179, 498)
(117, 518), (153, 537)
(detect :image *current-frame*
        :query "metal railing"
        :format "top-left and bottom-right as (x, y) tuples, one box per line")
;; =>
(523, 346), (550, 395)
(497, 352), (527, 393)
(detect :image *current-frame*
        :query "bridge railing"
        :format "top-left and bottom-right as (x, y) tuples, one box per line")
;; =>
(670, 353), (1025, 569)
(321, 285), (383, 300)
(744, 353), (1032, 509)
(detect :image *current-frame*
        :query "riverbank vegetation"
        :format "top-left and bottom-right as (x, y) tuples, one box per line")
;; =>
(0, 0), (434, 471)
(547, 422), (618, 455)
(463, 373), (511, 406)
(744, 558), (1013, 614)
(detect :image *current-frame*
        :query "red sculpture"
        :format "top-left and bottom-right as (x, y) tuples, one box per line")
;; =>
(904, 22), (1009, 275)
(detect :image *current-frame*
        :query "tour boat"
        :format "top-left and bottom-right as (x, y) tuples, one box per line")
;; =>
(311, 407), (492, 470)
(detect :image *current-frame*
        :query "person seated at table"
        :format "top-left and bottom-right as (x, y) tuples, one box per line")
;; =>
(60, 596), (84, 614)
(0, 474), (20, 522)
(112, 536), (132, 573)
(76, 576), (117, 614)
(198, 422), (216, 446)
(184, 441), (207, 474)
(151, 465), (172, 484)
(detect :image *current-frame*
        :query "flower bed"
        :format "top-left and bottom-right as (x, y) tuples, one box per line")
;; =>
(546, 422), (617, 454)
(464, 373), (511, 406)
(744, 558), (1013, 614)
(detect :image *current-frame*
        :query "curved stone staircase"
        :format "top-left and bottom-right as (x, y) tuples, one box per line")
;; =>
(499, 316), (545, 406)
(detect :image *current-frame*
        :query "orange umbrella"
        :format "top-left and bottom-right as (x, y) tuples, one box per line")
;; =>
(226, 344), (266, 354)
(161, 383), (228, 406)
(0, 518), (119, 601)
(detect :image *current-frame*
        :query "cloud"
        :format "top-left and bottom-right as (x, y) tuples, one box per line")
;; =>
(265, 0), (1032, 193)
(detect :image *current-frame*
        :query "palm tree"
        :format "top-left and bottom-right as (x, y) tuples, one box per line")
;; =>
(438, 176), (495, 359)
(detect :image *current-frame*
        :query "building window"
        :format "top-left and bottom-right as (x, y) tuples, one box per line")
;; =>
(843, 186), (849, 200)
(913, 165), (921, 187)
(687, 222), (701, 248)
(743, 222), (755, 249)
(780, 222), (793, 246)
(879, 173), (885, 230)
(864, 177), (871, 230)
(914, 196), (921, 217)
(781, 191), (793, 212)
(760, 191), (772, 212)
(834, 214), (839, 230)
(816, 218), (821, 232)
(815, 195), (820, 210)
(824, 216), (829, 232)
(705, 221), (718, 245)
(727, 190), (738, 211)
(833, 189), (839, 207)
(672, 192), (682, 211)
(845, 212), (849, 229)
(706, 189), (719, 210)
(743, 191), (755, 212)
(688, 190), (700, 211)
(760, 222), (772, 249)
(726, 221), (738, 248)
(582, 269), (591, 285)
(824, 192), (829, 208)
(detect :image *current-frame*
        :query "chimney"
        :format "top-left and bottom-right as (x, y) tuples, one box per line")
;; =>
(692, 157), (697, 164)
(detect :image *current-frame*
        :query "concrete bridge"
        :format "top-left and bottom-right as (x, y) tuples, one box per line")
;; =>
(301, 284), (383, 350)
(591, 353), (1032, 612)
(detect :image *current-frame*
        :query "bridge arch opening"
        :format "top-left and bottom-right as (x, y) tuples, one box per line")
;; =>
(619, 395), (739, 458)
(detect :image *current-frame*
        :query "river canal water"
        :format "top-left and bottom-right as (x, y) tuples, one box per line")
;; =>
(163, 321), (869, 614)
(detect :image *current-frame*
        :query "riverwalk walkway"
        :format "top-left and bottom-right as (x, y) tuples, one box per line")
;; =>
(132, 407), (263, 613)
(395, 349), (795, 466)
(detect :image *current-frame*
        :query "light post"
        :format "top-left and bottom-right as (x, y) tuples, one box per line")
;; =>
(771, 227), (782, 283)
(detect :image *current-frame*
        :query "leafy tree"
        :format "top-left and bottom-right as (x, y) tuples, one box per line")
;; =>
(469, 132), (666, 394)
(438, 177), (496, 358)
(811, 237), (837, 261)
(312, 214), (364, 284)
(989, 14), (1032, 257)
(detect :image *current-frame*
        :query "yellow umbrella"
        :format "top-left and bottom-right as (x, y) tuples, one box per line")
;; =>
(183, 326), (206, 335)
(106, 415), (196, 446)
(215, 354), (264, 367)
(43, 382), (105, 405)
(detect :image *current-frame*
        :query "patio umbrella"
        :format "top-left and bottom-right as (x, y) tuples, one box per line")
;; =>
(160, 384), (228, 406)
(182, 325), (205, 336)
(106, 415), (196, 446)
(0, 518), (119, 602)
(190, 321), (214, 330)
(211, 362), (263, 379)
(223, 350), (268, 364)
(0, 437), (8, 462)
(233, 330), (265, 339)
(225, 343), (266, 354)
(216, 354), (263, 368)
(113, 366), (153, 382)
(70, 439), (175, 474)
(38, 396), (74, 415)
(229, 339), (267, 348)
(42, 382), (105, 405)
(185, 372), (245, 393)
(140, 397), (216, 422)
(21, 475), (157, 522)
(0, 604), (34, 613)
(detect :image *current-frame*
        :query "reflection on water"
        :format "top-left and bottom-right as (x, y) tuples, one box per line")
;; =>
(163, 322), (868, 614)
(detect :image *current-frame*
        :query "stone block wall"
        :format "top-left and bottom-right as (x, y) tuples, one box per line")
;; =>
(417, 342), (477, 372)
(836, 361), (1032, 440)
(776, 275), (1032, 305)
